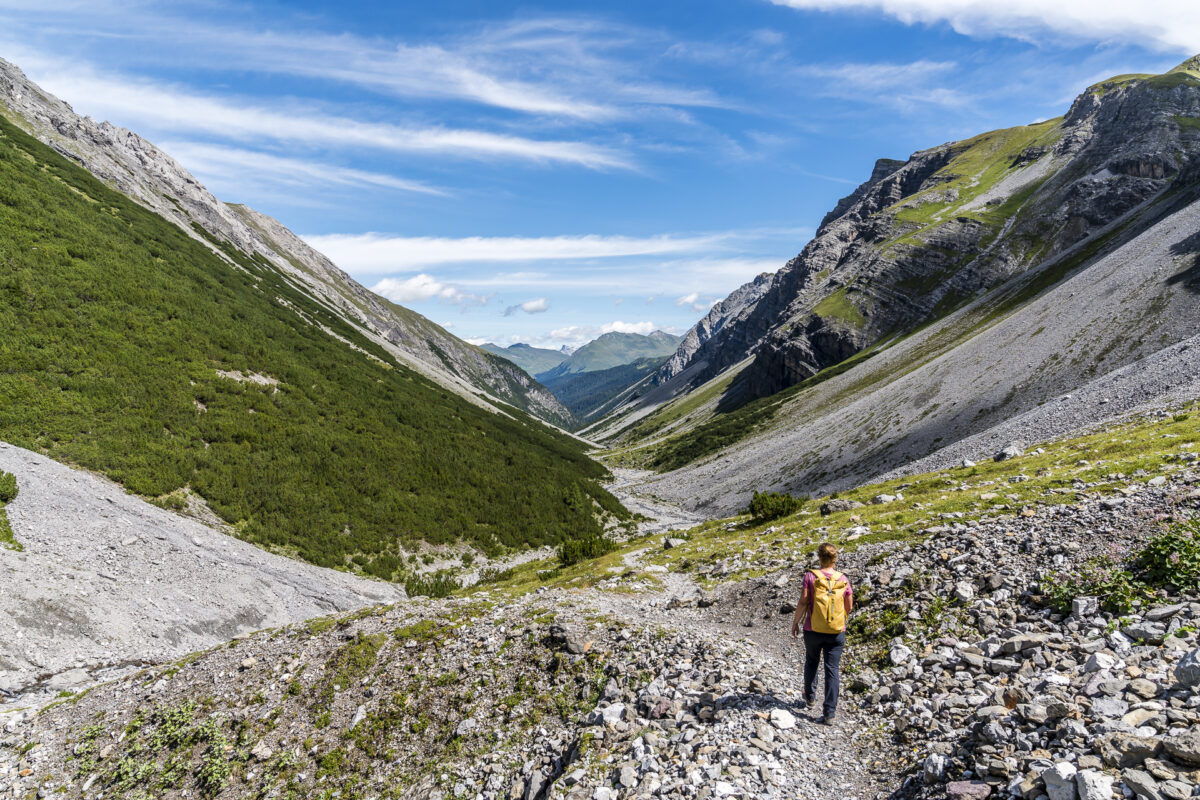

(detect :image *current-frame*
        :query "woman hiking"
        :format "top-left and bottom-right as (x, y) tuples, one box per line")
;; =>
(790, 542), (853, 724)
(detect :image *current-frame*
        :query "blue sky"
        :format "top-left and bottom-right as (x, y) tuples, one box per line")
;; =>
(1, 0), (1195, 348)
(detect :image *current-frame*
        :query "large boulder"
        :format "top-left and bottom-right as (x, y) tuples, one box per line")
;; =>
(994, 442), (1025, 461)
(820, 498), (864, 515)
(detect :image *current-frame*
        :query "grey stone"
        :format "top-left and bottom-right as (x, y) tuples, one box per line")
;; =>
(994, 443), (1026, 462)
(1071, 597), (1101, 618)
(1076, 769), (1115, 800)
(1043, 761), (1078, 800)
(1162, 730), (1200, 767)
(1123, 769), (1164, 800)
(925, 753), (950, 784)
(1174, 648), (1200, 687)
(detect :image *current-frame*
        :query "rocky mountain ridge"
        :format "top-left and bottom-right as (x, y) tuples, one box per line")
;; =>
(595, 56), (1200, 512)
(0, 57), (572, 428)
(647, 56), (1200, 400)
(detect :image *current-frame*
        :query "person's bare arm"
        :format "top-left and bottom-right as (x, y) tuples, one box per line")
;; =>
(791, 586), (808, 637)
(845, 592), (853, 614)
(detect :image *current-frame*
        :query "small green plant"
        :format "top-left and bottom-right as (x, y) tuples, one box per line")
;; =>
(557, 533), (615, 566)
(195, 734), (232, 797)
(1137, 521), (1200, 593)
(746, 491), (803, 522)
(1042, 556), (1156, 614)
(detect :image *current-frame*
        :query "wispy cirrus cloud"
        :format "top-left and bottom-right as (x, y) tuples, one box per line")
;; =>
(768, 0), (1200, 53)
(11, 55), (632, 170)
(158, 141), (447, 196)
(301, 231), (736, 274)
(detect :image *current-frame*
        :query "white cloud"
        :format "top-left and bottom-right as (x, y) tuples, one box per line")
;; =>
(503, 297), (550, 316)
(301, 232), (732, 274)
(541, 320), (661, 347)
(675, 292), (700, 306)
(602, 321), (657, 334)
(15, 58), (631, 170)
(370, 274), (483, 306)
(768, 0), (1200, 53)
(158, 141), (446, 196)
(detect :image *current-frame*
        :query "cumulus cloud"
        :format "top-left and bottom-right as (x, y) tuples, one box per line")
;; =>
(768, 0), (1200, 53)
(370, 274), (483, 306)
(540, 320), (663, 347)
(503, 297), (550, 316)
(675, 291), (714, 312)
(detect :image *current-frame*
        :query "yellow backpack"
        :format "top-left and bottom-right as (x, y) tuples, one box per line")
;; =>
(810, 569), (849, 634)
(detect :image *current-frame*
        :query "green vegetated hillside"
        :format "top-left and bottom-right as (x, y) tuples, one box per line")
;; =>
(538, 331), (680, 379)
(540, 357), (666, 424)
(0, 113), (626, 576)
(480, 342), (568, 377)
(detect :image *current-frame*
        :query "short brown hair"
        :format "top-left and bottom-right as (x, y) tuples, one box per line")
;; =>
(817, 542), (838, 566)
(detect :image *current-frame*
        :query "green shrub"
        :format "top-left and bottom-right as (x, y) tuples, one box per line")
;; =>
(1042, 556), (1157, 614)
(403, 571), (460, 598)
(747, 490), (803, 521)
(477, 566), (517, 584)
(1137, 521), (1200, 593)
(557, 533), (615, 566)
(0, 472), (16, 503)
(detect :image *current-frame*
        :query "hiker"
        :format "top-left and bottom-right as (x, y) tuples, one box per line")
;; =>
(790, 541), (853, 724)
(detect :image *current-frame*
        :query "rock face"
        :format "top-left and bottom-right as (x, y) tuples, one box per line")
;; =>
(610, 60), (1200, 516)
(659, 273), (774, 381)
(0, 57), (573, 428)
(664, 65), (1200, 401)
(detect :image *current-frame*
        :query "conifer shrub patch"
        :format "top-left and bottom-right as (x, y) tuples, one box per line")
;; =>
(747, 490), (803, 521)
(558, 533), (616, 566)
(0, 471), (18, 551)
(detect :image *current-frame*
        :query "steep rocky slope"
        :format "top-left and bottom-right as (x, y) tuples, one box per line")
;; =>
(664, 59), (1200, 400)
(0, 57), (571, 428)
(0, 441), (400, 705)
(597, 57), (1200, 512)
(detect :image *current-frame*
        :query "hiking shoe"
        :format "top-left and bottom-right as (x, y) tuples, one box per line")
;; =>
(821, 714), (836, 725)
(802, 696), (813, 709)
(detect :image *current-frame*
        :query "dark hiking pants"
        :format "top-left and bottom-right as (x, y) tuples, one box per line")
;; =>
(803, 629), (845, 718)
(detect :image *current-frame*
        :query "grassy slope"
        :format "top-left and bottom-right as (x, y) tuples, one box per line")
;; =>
(475, 401), (1200, 600)
(0, 114), (626, 576)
